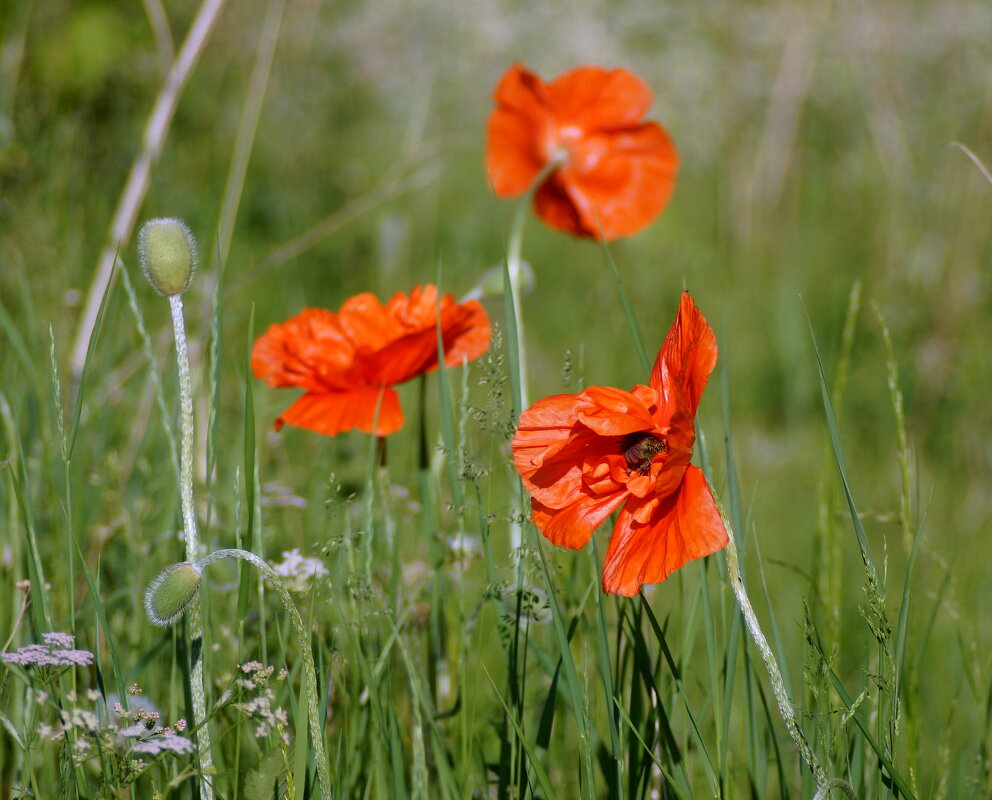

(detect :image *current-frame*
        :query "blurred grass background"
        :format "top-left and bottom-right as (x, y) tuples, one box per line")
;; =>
(1, 0), (991, 796)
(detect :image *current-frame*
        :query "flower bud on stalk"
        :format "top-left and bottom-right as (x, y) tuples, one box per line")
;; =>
(144, 562), (202, 627)
(138, 218), (198, 296)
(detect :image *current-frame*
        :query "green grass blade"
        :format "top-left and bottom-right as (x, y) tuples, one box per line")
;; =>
(819, 658), (916, 799)
(433, 262), (465, 509)
(640, 598), (720, 794)
(483, 666), (559, 800)
(0, 295), (40, 389)
(599, 237), (650, 373)
(67, 251), (117, 461)
(119, 259), (180, 481)
(804, 304), (880, 582)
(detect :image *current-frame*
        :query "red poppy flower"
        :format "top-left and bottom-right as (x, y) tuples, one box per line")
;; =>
(511, 293), (727, 596)
(485, 63), (678, 241)
(252, 285), (491, 437)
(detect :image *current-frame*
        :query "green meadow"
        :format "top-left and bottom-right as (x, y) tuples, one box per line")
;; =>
(1, 0), (991, 797)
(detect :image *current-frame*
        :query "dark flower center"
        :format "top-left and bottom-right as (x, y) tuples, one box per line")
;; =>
(620, 433), (668, 475)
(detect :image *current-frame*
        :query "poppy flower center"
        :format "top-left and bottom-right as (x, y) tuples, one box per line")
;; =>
(544, 125), (582, 168)
(620, 432), (668, 475)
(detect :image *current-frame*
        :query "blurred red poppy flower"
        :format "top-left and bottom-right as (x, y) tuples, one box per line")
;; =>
(252, 285), (491, 437)
(511, 293), (727, 596)
(485, 63), (678, 241)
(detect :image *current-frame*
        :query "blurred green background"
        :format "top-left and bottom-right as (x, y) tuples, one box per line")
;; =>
(1, 0), (991, 791)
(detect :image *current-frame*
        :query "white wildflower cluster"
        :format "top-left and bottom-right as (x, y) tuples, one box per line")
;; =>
(232, 661), (291, 745)
(1, 632), (95, 670)
(269, 549), (329, 594)
(30, 683), (193, 783)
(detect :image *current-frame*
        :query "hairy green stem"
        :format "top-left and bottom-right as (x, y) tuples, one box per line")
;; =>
(506, 203), (529, 409)
(199, 548), (331, 800)
(723, 526), (858, 799)
(169, 293), (214, 800)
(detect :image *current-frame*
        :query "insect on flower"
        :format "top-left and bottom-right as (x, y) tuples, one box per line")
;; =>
(486, 63), (678, 240)
(511, 292), (728, 596)
(252, 284), (491, 437)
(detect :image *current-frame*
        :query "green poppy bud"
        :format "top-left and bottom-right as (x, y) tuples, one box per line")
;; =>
(137, 218), (198, 296)
(144, 562), (202, 627)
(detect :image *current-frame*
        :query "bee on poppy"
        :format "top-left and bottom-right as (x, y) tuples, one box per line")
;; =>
(512, 293), (728, 596)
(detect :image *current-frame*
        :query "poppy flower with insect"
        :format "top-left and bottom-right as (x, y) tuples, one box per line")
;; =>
(252, 284), (491, 437)
(511, 292), (728, 596)
(485, 63), (678, 240)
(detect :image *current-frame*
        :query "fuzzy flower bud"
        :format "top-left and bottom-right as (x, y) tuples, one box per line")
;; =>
(144, 562), (202, 627)
(137, 218), (198, 296)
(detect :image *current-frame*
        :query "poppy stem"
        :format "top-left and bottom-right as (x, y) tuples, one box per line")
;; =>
(504, 201), (530, 411)
(168, 292), (214, 800)
(723, 528), (833, 789)
(197, 548), (331, 800)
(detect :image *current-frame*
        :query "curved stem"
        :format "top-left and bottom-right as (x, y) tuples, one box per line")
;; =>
(723, 528), (828, 787)
(200, 548), (331, 800)
(169, 294), (214, 799)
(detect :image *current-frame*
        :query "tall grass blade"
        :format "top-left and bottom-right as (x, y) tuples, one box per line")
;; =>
(484, 666), (558, 800)
(68, 253), (117, 460)
(804, 304), (880, 582)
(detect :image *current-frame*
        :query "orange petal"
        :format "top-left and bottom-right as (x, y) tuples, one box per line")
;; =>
(549, 124), (678, 240)
(275, 387), (404, 437)
(600, 466), (728, 596)
(485, 64), (553, 196)
(352, 292), (491, 386)
(512, 393), (583, 475)
(512, 393), (624, 509)
(650, 292), (718, 420)
(532, 490), (627, 550)
(577, 385), (657, 435)
(545, 66), (653, 132)
(532, 174), (588, 237)
(252, 308), (354, 392)
(338, 292), (401, 351)
(440, 298), (492, 368)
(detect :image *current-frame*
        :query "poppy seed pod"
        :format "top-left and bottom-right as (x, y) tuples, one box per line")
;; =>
(137, 218), (198, 296)
(144, 562), (202, 627)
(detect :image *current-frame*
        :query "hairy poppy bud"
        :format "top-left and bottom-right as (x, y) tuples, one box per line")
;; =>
(464, 260), (535, 302)
(138, 218), (198, 296)
(144, 562), (202, 626)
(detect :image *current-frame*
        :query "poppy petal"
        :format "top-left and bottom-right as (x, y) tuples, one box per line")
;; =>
(545, 66), (653, 131)
(275, 387), (404, 437)
(513, 393), (625, 509)
(532, 174), (588, 237)
(440, 298), (492, 368)
(531, 490), (627, 550)
(349, 294), (492, 386)
(650, 292), (718, 419)
(485, 64), (553, 196)
(252, 308), (355, 392)
(600, 465), (728, 596)
(577, 385), (657, 435)
(551, 124), (678, 240)
(512, 393), (583, 475)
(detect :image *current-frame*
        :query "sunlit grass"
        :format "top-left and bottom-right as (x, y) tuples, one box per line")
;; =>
(2, 0), (992, 797)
